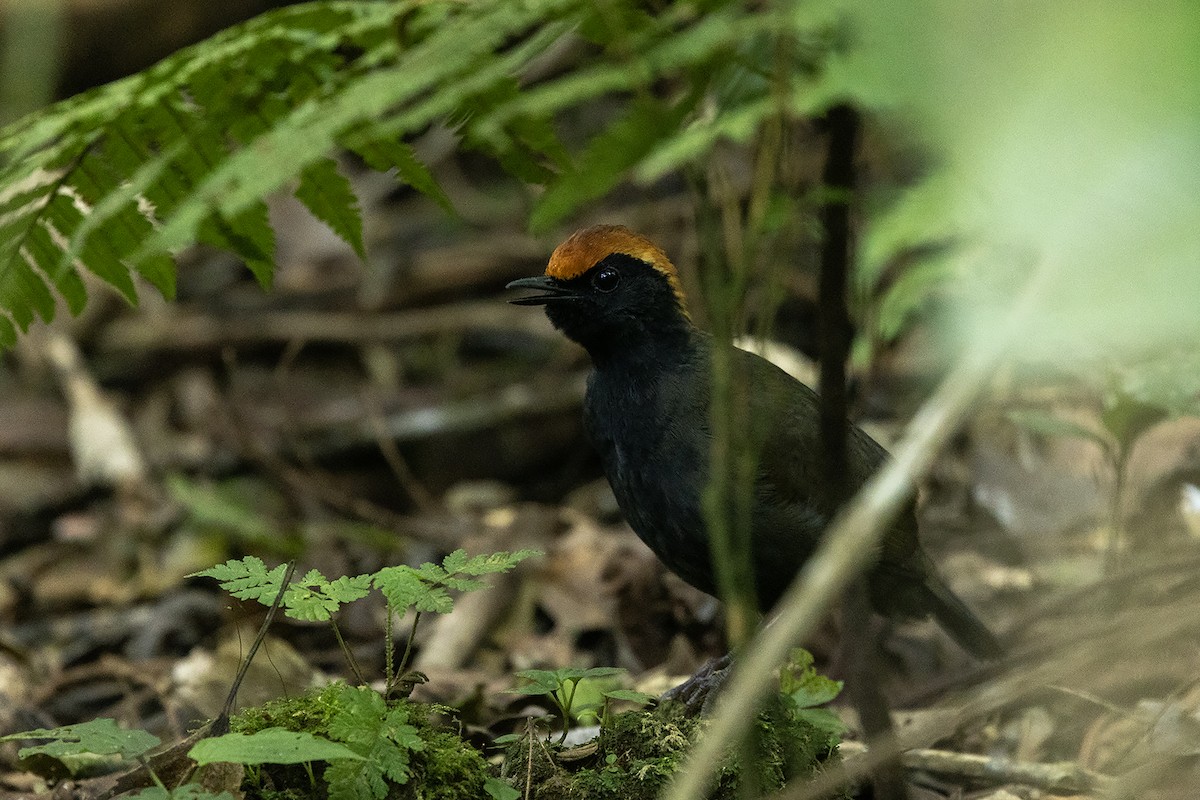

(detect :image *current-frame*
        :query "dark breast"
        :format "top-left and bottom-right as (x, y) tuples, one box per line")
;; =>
(583, 369), (719, 595)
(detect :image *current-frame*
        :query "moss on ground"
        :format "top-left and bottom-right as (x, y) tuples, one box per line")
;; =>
(221, 682), (842, 799)
(230, 683), (494, 800)
(504, 698), (843, 800)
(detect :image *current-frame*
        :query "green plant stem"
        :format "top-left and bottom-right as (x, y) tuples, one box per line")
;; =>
(329, 618), (367, 686)
(555, 681), (575, 744)
(1106, 447), (1129, 575)
(384, 600), (396, 696)
(398, 610), (422, 674)
(136, 755), (167, 792)
(698, 161), (760, 651)
(215, 560), (298, 734)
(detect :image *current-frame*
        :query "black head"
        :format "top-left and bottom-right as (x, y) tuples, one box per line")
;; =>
(506, 225), (691, 356)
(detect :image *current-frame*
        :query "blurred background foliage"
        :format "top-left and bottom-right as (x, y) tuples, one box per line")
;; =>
(1, 0), (1194, 371)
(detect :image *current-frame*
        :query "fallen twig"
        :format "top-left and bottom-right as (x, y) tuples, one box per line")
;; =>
(837, 741), (1114, 794)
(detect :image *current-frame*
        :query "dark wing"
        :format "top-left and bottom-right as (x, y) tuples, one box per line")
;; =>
(732, 347), (928, 608)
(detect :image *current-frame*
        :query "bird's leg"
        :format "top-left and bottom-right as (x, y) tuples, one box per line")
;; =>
(660, 652), (734, 716)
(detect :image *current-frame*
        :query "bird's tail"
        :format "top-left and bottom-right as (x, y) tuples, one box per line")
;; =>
(922, 576), (1003, 659)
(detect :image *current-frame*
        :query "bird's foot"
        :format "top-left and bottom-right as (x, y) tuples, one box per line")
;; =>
(661, 653), (733, 717)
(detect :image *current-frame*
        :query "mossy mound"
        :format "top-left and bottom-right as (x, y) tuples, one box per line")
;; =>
(504, 698), (842, 800)
(230, 683), (493, 800)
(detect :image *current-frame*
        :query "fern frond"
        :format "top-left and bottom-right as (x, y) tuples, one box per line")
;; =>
(0, 0), (442, 341)
(0, 0), (842, 348)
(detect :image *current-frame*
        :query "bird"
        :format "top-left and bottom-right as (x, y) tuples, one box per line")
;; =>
(506, 224), (1001, 658)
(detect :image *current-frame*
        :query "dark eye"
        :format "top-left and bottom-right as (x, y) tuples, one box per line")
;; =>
(592, 266), (620, 292)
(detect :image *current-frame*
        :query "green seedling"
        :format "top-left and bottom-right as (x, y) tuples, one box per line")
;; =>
(510, 667), (653, 744)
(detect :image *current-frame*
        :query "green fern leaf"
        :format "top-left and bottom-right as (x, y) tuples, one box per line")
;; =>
(190, 557), (287, 603)
(198, 204), (277, 288)
(346, 137), (452, 213)
(0, 256), (55, 329)
(531, 92), (700, 231)
(45, 192), (138, 301)
(145, 0), (562, 258)
(0, 316), (17, 349)
(22, 218), (89, 313)
(296, 157), (367, 258)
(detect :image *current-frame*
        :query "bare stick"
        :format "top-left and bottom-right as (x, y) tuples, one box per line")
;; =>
(832, 742), (1113, 795)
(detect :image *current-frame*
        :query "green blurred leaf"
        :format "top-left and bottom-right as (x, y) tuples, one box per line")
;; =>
(1099, 397), (1169, 451)
(510, 669), (565, 695)
(602, 689), (655, 705)
(1006, 409), (1110, 452)
(779, 648), (842, 708)
(189, 729), (364, 766)
(1, 719), (159, 762)
(296, 157), (366, 259)
(531, 92), (699, 232)
(484, 777), (521, 800)
(841, 2), (1200, 362)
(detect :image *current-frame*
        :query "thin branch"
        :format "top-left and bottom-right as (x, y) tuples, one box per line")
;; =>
(94, 301), (555, 355)
(329, 617), (368, 686)
(215, 559), (299, 733)
(832, 742), (1114, 795)
(816, 102), (905, 800)
(384, 601), (396, 697)
(398, 610), (422, 674)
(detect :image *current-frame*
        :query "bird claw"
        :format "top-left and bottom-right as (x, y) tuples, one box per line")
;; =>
(660, 653), (733, 716)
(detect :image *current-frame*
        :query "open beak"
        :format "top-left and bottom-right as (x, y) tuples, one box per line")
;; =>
(505, 275), (575, 305)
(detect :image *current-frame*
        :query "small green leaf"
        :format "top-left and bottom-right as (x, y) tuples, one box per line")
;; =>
(579, 667), (624, 680)
(484, 776), (521, 800)
(531, 93), (700, 233)
(326, 684), (388, 747)
(510, 669), (564, 694)
(440, 576), (487, 592)
(1099, 399), (1168, 451)
(189, 729), (365, 766)
(0, 257), (55, 328)
(440, 549), (469, 574)
(326, 574), (373, 603)
(447, 549), (541, 577)
(414, 586), (453, 614)
(0, 314), (17, 349)
(414, 560), (449, 582)
(602, 689), (655, 705)
(779, 648), (843, 708)
(794, 707), (848, 744)
(347, 137), (452, 213)
(373, 565), (427, 609)
(2, 719), (160, 761)
(279, 568), (369, 618)
(295, 157), (366, 259)
(1006, 409), (1110, 451)
(197, 202), (276, 288)
(189, 556), (287, 604)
